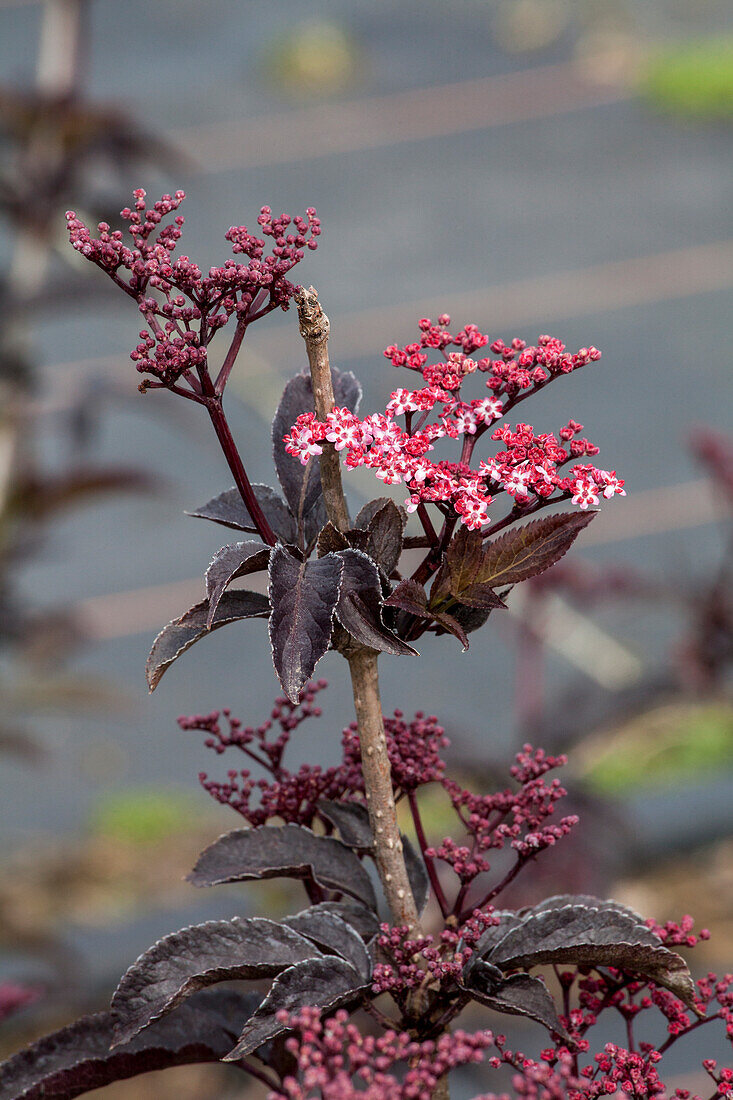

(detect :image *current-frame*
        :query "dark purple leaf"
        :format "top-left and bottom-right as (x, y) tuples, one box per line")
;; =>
(0, 990), (257, 1100)
(302, 901), (380, 943)
(318, 800), (373, 850)
(486, 900), (697, 1009)
(463, 956), (504, 993)
(468, 912), (525, 972)
(268, 546), (343, 702)
(527, 894), (646, 921)
(431, 609), (470, 649)
(345, 528), (372, 553)
(364, 501), (405, 576)
(315, 523), (371, 559)
(225, 958), (367, 1061)
(354, 497), (394, 529)
(439, 602), (492, 636)
(146, 590), (270, 692)
(472, 511), (596, 588)
(440, 528), (509, 609)
(188, 824), (377, 910)
(283, 908), (371, 979)
(336, 549), (417, 657)
(272, 369), (361, 520)
(316, 522), (350, 556)
(386, 580), (470, 649)
(403, 835), (430, 916)
(110, 917), (322, 1046)
(205, 541), (270, 627)
(466, 971), (568, 1039)
(449, 582), (508, 610)
(186, 484), (296, 542)
(385, 578), (429, 617)
(303, 494), (328, 549)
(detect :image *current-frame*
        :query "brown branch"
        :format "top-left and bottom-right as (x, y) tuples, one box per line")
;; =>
(294, 286), (350, 533)
(295, 285), (420, 932)
(348, 648), (421, 929)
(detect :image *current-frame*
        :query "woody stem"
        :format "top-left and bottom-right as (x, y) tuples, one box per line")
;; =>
(295, 286), (421, 932)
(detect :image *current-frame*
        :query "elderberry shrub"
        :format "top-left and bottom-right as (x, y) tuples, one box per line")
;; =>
(1, 191), (729, 1100)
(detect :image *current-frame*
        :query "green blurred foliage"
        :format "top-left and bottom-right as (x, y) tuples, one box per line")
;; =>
(583, 704), (733, 793)
(638, 37), (733, 118)
(263, 20), (360, 97)
(88, 787), (201, 846)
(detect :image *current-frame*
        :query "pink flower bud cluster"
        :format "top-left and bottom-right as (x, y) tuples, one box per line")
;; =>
(180, 691), (449, 826)
(284, 316), (623, 530)
(0, 983), (40, 1025)
(433, 746), (578, 886)
(341, 709), (450, 793)
(178, 680), (360, 827)
(66, 189), (319, 387)
(179, 681), (733, 1092)
(372, 909), (500, 995)
(269, 1007), (494, 1100)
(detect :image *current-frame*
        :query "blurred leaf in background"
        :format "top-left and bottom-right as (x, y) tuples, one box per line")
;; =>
(638, 36), (733, 118)
(88, 787), (203, 847)
(263, 20), (361, 98)
(575, 701), (733, 793)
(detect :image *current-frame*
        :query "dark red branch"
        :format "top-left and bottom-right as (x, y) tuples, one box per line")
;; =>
(205, 397), (277, 546)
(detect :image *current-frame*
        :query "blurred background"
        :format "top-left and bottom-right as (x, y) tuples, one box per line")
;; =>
(0, 0), (731, 1094)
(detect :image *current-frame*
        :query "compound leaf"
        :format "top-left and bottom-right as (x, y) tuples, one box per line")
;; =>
(188, 824), (377, 910)
(0, 990), (257, 1100)
(268, 547), (343, 702)
(146, 590), (270, 691)
(205, 541), (270, 627)
(110, 917), (322, 1046)
(225, 957), (367, 1061)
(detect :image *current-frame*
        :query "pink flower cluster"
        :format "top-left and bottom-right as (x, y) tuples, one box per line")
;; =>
(0, 983), (39, 1025)
(178, 680), (361, 826)
(182, 682), (577, 918)
(271, 952), (733, 1100)
(180, 686), (452, 827)
(66, 189), (319, 386)
(372, 908), (500, 995)
(341, 709), (450, 794)
(269, 1007), (493, 1100)
(284, 317), (624, 530)
(433, 746), (578, 899)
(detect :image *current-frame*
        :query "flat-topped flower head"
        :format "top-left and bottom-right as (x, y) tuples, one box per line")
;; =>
(285, 317), (623, 530)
